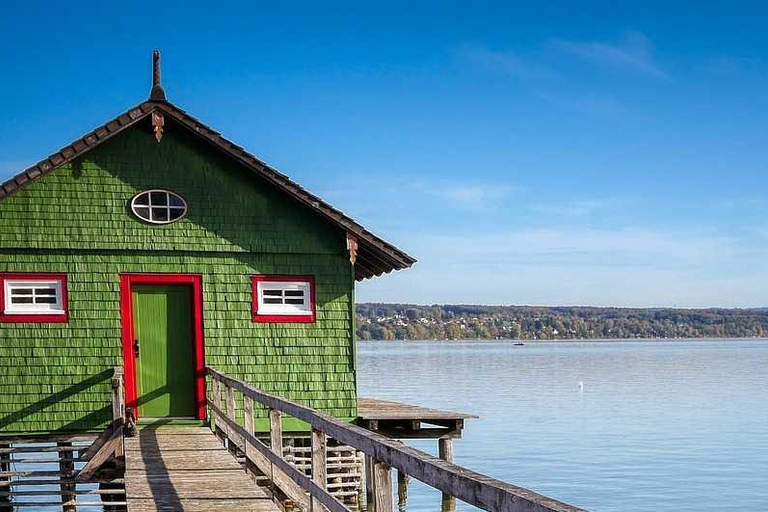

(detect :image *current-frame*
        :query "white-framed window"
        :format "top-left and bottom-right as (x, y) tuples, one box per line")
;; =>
(0, 274), (68, 322)
(130, 189), (188, 224)
(252, 276), (315, 323)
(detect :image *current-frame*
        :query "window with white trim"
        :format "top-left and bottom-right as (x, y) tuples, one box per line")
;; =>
(3, 279), (65, 316)
(252, 276), (315, 322)
(258, 281), (311, 314)
(130, 189), (188, 224)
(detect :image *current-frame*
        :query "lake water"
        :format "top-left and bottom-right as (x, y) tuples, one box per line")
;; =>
(357, 339), (768, 512)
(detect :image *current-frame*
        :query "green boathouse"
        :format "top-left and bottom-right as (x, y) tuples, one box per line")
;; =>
(0, 52), (415, 435)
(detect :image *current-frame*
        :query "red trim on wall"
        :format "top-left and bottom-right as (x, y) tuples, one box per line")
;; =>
(0, 273), (69, 323)
(119, 273), (206, 421)
(251, 275), (316, 323)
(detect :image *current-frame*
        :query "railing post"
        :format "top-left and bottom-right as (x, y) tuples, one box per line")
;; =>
(111, 368), (125, 458)
(225, 383), (238, 452)
(439, 437), (456, 512)
(243, 395), (255, 462)
(269, 408), (283, 456)
(311, 428), (327, 512)
(58, 441), (76, 512)
(373, 460), (394, 512)
(212, 378), (224, 441)
(268, 407), (283, 499)
(208, 373), (216, 434)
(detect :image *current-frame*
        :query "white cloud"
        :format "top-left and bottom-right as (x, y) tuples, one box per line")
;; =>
(425, 182), (518, 210)
(457, 44), (557, 80)
(532, 197), (635, 217)
(549, 31), (668, 79)
(358, 227), (768, 308)
(418, 228), (731, 267)
(319, 175), (519, 216)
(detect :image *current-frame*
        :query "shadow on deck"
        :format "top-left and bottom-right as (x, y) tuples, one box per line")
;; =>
(124, 425), (279, 512)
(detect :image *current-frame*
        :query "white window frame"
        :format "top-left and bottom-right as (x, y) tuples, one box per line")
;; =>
(3, 279), (66, 316)
(256, 280), (312, 316)
(130, 189), (188, 225)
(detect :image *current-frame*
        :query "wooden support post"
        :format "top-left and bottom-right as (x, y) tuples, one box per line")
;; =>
(111, 369), (125, 458)
(365, 455), (376, 508)
(397, 469), (409, 509)
(311, 429), (327, 512)
(225, 383), (238, 453)
(372, 460), (394, 512)
(58, 441), (76, 512)
(438, 437), (453, 462)
(364, 419), (379, 508)
(439, 437), (456, 512)
(0, 443), (10, 506)
(269, 408), (282, 456)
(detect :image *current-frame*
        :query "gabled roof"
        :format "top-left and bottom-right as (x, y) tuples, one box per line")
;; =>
(0, 98), (415, 280)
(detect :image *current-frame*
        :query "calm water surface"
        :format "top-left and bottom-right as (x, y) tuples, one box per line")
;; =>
(357, 339), (768, 512)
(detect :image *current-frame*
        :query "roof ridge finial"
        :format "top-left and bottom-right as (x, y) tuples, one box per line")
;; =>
(149, 49), (167, 101)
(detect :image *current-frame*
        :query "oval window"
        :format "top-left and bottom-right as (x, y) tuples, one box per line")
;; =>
(130, 189), (188, 224)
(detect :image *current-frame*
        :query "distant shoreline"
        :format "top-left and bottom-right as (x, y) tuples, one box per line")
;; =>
(359, 337), (768, 342)
(357, 303), (768, 341)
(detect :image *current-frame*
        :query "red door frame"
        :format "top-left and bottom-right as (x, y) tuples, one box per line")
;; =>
(119, 273), (206, 420)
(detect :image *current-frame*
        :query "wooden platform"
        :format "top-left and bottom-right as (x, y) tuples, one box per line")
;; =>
(124, 426), (279, 511)
(357, 398), (478, 439)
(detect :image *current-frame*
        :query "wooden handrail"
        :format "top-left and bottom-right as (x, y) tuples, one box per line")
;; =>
(77, 367), (126, 483)
(206, 366), (588, 512)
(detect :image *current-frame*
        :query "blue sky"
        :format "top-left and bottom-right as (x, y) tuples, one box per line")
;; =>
(2, 1), (768, 307)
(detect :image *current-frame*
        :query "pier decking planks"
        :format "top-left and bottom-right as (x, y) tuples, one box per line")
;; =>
(358, 398), (477, 422)
(124, 426), (279, 512)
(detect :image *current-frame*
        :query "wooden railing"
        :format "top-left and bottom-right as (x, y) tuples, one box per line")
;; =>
(0, 368), (128, 511)
(206, 367), (588, 512)
(75, 367), (125, 481)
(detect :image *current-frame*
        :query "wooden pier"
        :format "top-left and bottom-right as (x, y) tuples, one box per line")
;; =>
(0, 367), (588, 511)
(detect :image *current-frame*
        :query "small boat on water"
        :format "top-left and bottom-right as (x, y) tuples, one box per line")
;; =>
(514, 341), (525, 346)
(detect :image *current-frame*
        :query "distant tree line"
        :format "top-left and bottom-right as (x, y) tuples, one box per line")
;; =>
(356, 303), (768, 340)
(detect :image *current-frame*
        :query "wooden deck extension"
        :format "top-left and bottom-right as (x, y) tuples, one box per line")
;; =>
(358, 397), (478, 438)
(124, 426), (279, 512)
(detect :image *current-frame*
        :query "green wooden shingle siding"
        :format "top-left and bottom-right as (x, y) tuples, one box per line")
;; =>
(0, 122), (357, 434)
